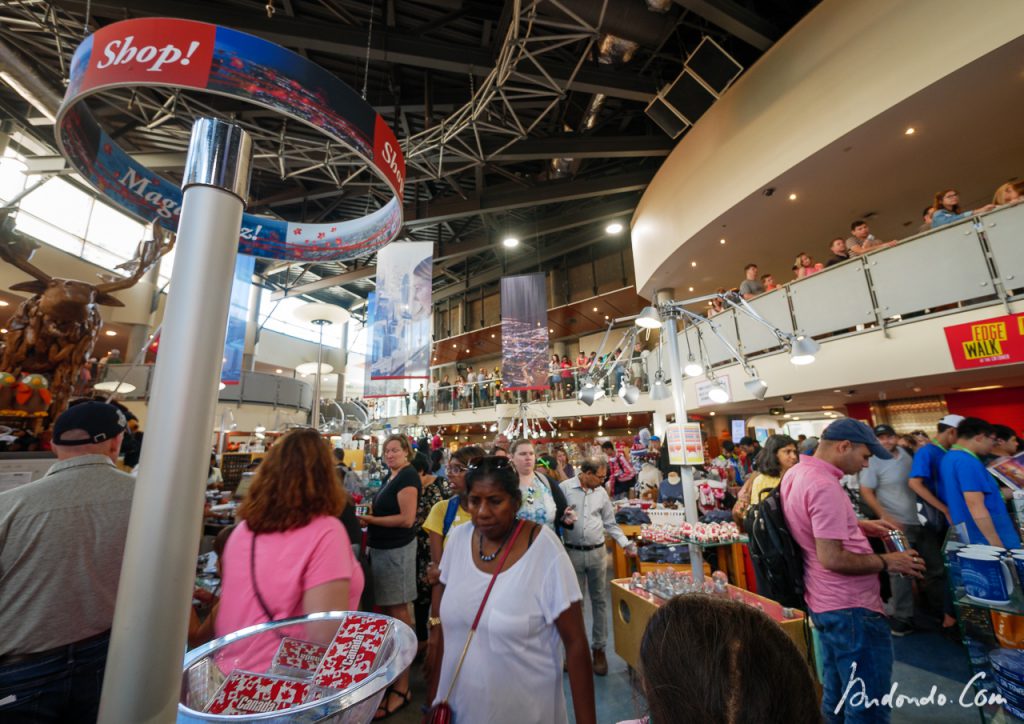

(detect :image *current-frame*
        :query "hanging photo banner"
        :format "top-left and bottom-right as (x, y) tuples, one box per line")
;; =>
(501, 273), (549, 391)
(363, 292), (411, 399)
(369, 243), (432, 381)
(667, 423), (705, 465)
(220, 254), (255, 385)
(56, 17), (404, 262)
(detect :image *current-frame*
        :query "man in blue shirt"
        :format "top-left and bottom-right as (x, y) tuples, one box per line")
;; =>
(907, 414), (963, 632)
(941, 417), (1022, 549)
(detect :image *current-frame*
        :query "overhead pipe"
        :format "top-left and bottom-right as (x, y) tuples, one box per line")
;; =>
(0, 38), (63, 119)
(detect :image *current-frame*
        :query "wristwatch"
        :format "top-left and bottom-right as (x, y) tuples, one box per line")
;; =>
(428, 616), (442, 629)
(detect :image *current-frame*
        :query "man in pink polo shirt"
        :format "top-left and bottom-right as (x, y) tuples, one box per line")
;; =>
(781, 418), (924, 724)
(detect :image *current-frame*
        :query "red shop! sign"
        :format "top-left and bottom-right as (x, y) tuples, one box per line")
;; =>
(944, 312), (1024, 370)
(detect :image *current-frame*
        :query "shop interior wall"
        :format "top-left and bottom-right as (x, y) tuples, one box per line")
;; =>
(945, 386), (1024, 432)
(630, 0), (1024, 294)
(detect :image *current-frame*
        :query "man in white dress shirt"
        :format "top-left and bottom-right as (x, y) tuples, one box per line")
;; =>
(559, 458), (636, 676)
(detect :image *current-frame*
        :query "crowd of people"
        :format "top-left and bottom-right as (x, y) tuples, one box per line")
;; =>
(720, 182), (1024, 314)
(3, 396), (1021, 723)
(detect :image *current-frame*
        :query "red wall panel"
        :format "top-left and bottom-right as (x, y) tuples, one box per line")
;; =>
(945, 386), (1024, 432)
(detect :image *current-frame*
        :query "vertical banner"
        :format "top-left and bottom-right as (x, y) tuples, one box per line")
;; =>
(370, 242), (432, 380)
(501, 273), (548, 391)
(363, 292), (405, 399)
(221, 254), (255, 385)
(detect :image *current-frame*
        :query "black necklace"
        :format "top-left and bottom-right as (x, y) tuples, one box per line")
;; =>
(478, 525), (516, 562)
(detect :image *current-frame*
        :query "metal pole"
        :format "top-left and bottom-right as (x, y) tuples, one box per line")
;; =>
(313, 320), (325, 429)
(656, 288), (705, 584)
(99, 118), (252, 724)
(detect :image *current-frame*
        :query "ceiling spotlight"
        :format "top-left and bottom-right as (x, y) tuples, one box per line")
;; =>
(593, 307), (599, 312)
(690, 261), (697, 267)
(275, 368), (283, 374)
(104, 330), (117, 336)
(0, 328), (7, 334)
(635, 306), (662, 329)
(719, 238), (726, 245)
(789, 335), (820, 365)
(0, 300), (8, 306)
(490, 333), (495, 338)
(744, 377), (768, 400)
(688, 286), (694, 292)
(502, 236), (519, 248)
(579, 381), (605, 406)
(904, 127), (915, 135)
(683, 356), (704, 377)
(618, 383), (640, 405)
(709, 411), (716, 416)
(605, 222), (624, 234)
(788, 193), (797, 201)
(707, 379), (730, 403)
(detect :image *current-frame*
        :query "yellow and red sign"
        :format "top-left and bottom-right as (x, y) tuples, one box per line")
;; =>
(944, 312), (1024, 370)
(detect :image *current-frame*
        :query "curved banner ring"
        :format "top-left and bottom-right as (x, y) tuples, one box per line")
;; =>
(56, 18), (405, 262)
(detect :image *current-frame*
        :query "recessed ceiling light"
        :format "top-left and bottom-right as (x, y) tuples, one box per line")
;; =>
(275, 368), (283, 373)
(912, 386), (922, 392)
(788, 193), (797, 201)
(502, 236), (519, 248)
(821, 405), (834, 410)
(549, 328), (553, 333)
(691, 261), (697, 267)
(719, 238), (726, 244)
(688, 286), (694, 292)
(490, 333), (495, 338)
(593, 307), (599, 312)
(0, 328), (7, 334)
(904, 127), (915, 135)
(604, 315), (609, 320)
(709, 411), (716, 416)
(452, 343), (457, 348)
(104, 330), (117, 336)
(0, 300), (8, 306)
(465, 348), (470, 353)
(605, 222), (624, 234)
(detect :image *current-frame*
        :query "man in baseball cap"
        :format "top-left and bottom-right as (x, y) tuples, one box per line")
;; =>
(780, 417), (924, 720)
(905, 413), (965, 637)
(0, 400), (134, 720)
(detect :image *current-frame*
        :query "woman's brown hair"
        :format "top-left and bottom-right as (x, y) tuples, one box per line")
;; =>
(382, 433), (413, 466)
(934, 188), (960, 213)
(237, 428), (345, 533)
(638, 595), (818, 724)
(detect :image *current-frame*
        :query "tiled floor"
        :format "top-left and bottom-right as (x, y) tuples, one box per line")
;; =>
(389, 574), (982, 724)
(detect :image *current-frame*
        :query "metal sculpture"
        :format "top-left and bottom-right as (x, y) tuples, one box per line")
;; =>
(0, 207), (174, 418)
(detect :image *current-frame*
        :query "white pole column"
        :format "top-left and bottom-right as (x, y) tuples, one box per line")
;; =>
(656, 287), (704, 584)
(98, 118), (252, 724)
(313, 321), (325, 428)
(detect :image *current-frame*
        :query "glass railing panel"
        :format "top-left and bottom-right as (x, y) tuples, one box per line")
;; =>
(980, 203), (1024, 295)
(789, 259), (876, 337)
(868, 219), (995, 317)
(737, 289), (793, 355)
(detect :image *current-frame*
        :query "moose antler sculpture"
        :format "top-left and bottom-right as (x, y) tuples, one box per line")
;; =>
(0, 207), (175, 419)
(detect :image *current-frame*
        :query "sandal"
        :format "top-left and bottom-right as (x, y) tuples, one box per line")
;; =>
(374, 687), (412, 721)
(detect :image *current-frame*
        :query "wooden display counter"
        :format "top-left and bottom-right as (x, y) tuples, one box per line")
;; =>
(610, 579), (811, 671)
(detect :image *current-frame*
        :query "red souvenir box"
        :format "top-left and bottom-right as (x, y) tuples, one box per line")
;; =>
(204, 670), (311, 715)
(270, 637), (329, 679)
(312, 614), (391, 690)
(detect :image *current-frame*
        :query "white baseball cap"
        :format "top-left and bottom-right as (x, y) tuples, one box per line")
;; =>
(939, 414), (965, 429)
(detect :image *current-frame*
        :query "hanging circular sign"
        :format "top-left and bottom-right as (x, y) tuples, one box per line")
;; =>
(56, 18), (405, 262)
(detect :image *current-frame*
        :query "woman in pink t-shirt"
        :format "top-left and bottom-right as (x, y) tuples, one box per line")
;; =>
(215, 428), (363, 672)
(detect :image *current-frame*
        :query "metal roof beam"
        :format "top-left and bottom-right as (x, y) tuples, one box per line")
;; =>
(671, 0), (778, 51)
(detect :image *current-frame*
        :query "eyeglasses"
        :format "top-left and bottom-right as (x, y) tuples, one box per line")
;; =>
(467, 456), (512, 471)
(447, 464), (467, 474)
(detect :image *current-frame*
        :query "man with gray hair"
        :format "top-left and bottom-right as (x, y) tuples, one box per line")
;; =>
(559, 457), (636, 676)
(0, 400), (133, 722)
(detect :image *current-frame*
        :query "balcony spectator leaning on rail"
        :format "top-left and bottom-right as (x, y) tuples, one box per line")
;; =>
(993, 180), (1023, 206)
(793, 252), (824, 279)
(846, 219), (896, 256)
(825, 237), (850, 267)
(0, 401), (132, 723)
(930, 188), (996, 228)
(918, 206), (935, 233)
(781, 418), (925, 724)
(739, 263), (764, 299)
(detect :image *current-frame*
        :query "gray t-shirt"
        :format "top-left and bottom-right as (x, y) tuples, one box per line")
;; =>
(858, 447), (916, 525)
(0, 454), (134, 655)
(739, 279), (764, 296)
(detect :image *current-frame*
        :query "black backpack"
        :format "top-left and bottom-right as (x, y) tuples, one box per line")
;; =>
(745, 485), (806, 610)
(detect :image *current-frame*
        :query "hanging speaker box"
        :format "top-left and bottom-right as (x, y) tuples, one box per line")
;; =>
(644, 96), (689, 139)
(686, 37), (743, 94)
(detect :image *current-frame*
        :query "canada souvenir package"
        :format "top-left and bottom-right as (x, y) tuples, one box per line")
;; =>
(312, 614), (392, 690)
(204, 670), (312, 714)
(203, 613), (392, 714)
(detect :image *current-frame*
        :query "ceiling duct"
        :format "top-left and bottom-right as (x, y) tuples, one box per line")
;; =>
(0, 38), (62, 122)
(549, 34), (638, 179)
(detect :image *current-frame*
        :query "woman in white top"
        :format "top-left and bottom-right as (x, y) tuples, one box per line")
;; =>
(431, 457), (596, 724)
(509, 439), (575, 531)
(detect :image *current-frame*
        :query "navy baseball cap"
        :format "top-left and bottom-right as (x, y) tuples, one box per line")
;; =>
(821, 418), (892, 460)
(53, 401), (128, 446)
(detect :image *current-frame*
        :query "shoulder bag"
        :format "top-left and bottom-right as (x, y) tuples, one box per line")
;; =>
(423, 519), (526, 724)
